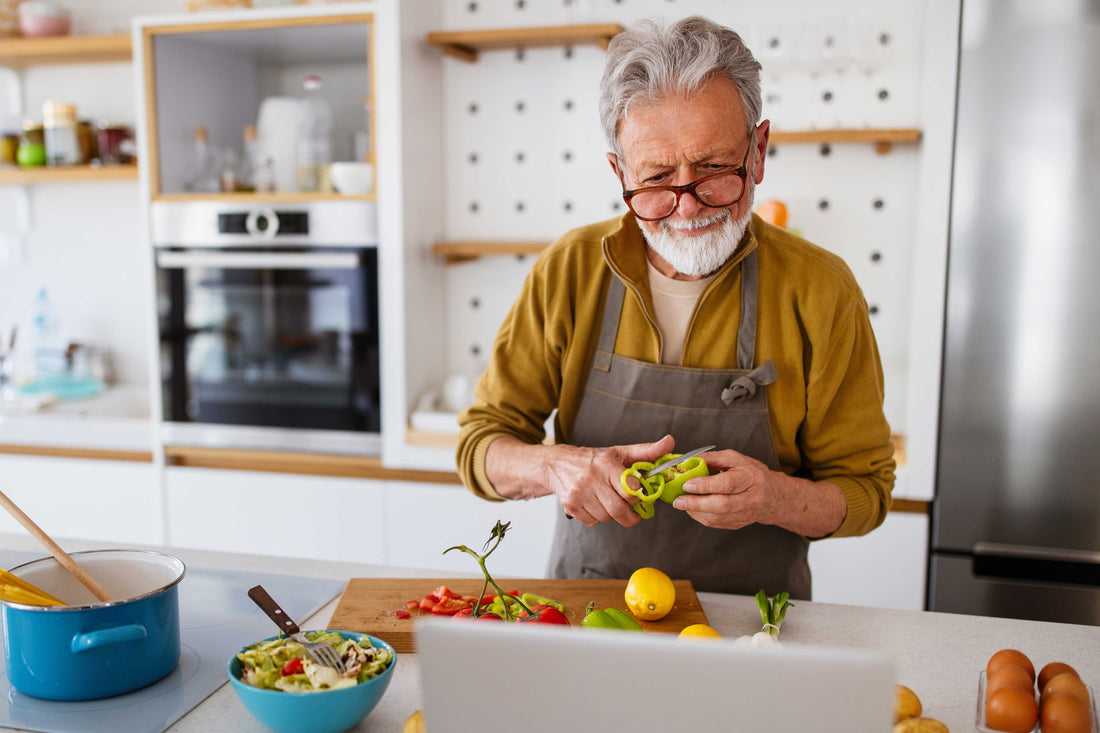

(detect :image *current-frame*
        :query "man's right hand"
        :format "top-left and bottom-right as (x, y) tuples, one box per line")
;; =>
(485, 434), (676, 527)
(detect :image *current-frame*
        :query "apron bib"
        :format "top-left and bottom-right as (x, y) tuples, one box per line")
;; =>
(547, 249), (812, 598)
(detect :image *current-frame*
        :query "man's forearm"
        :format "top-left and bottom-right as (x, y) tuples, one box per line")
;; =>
(761, 471), (847, 539)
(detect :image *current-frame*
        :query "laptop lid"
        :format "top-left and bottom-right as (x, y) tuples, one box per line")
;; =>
(417, 620), (895, 733)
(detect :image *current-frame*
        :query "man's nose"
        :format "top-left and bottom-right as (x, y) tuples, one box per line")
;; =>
(675, 188), (705, 218)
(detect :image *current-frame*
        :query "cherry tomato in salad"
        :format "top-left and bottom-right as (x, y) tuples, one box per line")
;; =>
(281, 657), (304, 676)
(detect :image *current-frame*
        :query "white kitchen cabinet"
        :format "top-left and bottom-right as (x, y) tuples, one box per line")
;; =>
(383, 480), (558, 577)
(808, 511), (928, 611)
(163, 465), (386, 564)
(0, 454), (160, 545)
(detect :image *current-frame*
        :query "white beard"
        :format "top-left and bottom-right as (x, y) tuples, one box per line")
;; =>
(641, 202), (753, 278)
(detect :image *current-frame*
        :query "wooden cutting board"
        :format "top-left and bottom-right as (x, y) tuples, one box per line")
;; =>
(328, 577), (708, 653)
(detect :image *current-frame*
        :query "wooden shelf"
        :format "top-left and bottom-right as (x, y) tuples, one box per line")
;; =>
(432, 240), (548, 264)
(0, 163), (138, 185)
(770, 127), (922, 154)
(0, 33), (132, 68)
(425, 22), (622, 63)
(153, 191), (376, 203)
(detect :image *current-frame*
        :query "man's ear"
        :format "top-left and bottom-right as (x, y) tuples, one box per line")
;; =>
(607, 152), (622, 180)
(753, 120), (771, 185)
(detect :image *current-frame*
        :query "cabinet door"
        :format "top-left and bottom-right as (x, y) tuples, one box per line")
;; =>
(808, 512), (928, 610)
(384, 482), (559, 578)
(164, 466), (385, 564)
(0, 455), (160, 545)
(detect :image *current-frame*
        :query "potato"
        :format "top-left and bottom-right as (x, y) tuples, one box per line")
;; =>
(892, 717), (950, 733)
(895, 685), (923, 722)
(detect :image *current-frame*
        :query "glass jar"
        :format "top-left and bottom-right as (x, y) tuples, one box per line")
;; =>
(17, 122), (46, 167)
(77, 120), (97, 164)
(96, 122), (134, 165)
(0, 131), (18, 165)
(42, 101), (80, 166)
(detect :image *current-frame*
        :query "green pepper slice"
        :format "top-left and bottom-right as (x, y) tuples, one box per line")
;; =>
(620, 463), (664, 518)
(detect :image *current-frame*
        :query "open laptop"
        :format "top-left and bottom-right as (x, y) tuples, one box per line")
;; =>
(417, 619), (895, 733)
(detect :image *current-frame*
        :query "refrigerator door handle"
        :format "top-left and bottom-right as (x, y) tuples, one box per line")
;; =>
(971, 543), (1100, 588)
(973, 542), (1100, 565)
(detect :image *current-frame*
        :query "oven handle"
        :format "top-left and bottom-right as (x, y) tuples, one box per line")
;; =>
(155, 251), (360, 270)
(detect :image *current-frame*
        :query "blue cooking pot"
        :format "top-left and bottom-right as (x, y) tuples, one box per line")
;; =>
(1, 549), (186, 701)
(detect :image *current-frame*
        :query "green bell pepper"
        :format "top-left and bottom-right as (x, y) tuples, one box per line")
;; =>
(654, 453), (710, 504)
(580, 602), (643, 631)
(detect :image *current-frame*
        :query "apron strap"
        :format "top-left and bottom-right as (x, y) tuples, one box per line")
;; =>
(737, 248), (760, 371)
(592, 274), (626, 372)
(721, 359), (778, 404)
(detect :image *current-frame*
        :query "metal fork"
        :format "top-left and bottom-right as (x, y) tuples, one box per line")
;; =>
(247, 584), (346, 675)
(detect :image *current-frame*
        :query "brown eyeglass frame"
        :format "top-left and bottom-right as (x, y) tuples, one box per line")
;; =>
(619, 132), (756, 222)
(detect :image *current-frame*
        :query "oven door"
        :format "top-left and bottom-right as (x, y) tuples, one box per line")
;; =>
(156, 248), (379, 433)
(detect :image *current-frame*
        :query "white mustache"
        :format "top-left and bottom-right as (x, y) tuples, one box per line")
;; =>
(663, 209), (731, 232)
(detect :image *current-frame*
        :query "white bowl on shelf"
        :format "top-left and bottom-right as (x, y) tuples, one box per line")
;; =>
(329, 162), (374, 195)
(18, 1), (71, 37)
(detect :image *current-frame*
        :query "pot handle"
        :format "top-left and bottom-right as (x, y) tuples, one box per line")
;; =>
(71, 624), (148, 654)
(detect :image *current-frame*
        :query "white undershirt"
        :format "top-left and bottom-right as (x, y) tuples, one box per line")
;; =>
(646, 259), (718, 365)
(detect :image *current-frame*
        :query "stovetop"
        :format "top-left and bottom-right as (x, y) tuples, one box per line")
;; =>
(0, 550), (345, 733)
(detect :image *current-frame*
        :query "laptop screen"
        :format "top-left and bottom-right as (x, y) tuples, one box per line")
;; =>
(417, 619), (895, 733)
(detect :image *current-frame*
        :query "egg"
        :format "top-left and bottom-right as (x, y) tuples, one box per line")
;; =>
(1042, 672), (1091, 708)
(988, 665), (1036, 699)
(985, 686), (1039, 733)
(1039, 662), (1079, 691)
(988, 649), (1037, 683)
(1040, 691), (1092, 733)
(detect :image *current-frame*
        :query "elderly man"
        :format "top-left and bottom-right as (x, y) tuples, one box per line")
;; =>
(455, 16), (895, 598)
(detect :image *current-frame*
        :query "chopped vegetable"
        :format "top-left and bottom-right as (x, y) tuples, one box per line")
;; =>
(620, 453), (711, 518)
(581, 602), (643, 631)
(236, 631), (392, 692)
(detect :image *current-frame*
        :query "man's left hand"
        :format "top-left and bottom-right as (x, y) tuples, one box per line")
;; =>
(670, 449), (776, 530)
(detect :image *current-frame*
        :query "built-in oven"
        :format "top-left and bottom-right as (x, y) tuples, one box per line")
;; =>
(151, 201), (380, 454)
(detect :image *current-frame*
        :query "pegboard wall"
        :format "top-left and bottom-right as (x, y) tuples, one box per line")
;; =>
(437, 0), (930, 433)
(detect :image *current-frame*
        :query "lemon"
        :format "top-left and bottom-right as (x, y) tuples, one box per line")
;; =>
(624, 567), (676, 621)
(678, 623), (721, 640)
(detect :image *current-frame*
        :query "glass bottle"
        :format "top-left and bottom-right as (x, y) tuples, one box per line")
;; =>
(296, 75), (333, 192)
(17, 121), (46, 167)
(185, 125), (220, 193)
(43, 102), (80, 166)
(235, 124), (258, 192)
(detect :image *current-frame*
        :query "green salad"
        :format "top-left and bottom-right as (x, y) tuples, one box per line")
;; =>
(236, 631), (393, 693)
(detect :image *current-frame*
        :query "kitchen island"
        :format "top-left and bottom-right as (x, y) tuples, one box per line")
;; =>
(0, 533), (1095, 732)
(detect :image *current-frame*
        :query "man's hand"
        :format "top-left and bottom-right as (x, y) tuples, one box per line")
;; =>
(485, 434), (676, 528)
(671, 449), (847, 538)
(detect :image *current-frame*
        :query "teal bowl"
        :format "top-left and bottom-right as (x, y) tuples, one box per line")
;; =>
(227, 631), (396, 733)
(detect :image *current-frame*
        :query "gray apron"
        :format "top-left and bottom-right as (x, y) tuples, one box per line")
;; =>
(547, 248), (812, 599)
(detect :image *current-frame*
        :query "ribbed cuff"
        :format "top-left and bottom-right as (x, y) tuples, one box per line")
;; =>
(823, 476), (885, 539)
(471, 432), (510, 502)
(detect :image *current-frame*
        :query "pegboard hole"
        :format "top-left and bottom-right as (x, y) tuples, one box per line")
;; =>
(879, 32), (891, 45)
(869, 305), (880, 316)
(819, 144), (831, 157)
(515, 201), (525, 212)
(873, 198), (885, 210)
(818, 199), (830, 210)
(469, 201), (479, 213)
(470, 297), (481, 309)
(766, 92), (780, 104)
(564, 201), (573, 212)
(768, 37), (780, 49)
(470, 345), (481, 356)
(612, 201), (623, 211)
(877, 89), (889, 101)
(563, 46), (574, 59)
(515, 101), (526, 113)
(515, 0), (526, 8)
(468, 152), (478, 164)
(871, 251), (882, 263)
(515, 48), (525, 62)
(468, 102), (478, 115)
(562, 150), (573, 162)
(466, 1), (477, 12)
(767, 146), (778, 158)
(563, 99), (574, 111)
(822, 90), (833, 103)
(515, 151), (525, 163)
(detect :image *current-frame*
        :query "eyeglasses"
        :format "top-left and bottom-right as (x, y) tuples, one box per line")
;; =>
(619, 133), (755, 222)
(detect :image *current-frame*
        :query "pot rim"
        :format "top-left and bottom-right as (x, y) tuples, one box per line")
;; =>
(1, 549), (187, 613)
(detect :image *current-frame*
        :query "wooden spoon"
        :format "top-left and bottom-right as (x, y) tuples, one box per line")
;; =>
(0, 488), (113, 602)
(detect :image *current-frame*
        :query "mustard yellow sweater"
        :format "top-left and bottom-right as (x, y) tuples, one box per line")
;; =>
(456, 213), (896, 538)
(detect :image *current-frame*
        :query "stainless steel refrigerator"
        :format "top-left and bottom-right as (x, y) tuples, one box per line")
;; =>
(929, 0), (1100, 625)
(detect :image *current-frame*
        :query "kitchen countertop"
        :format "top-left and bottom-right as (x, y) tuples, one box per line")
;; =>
(0, 533), (1095, 732)
(0, 385), (153, 453)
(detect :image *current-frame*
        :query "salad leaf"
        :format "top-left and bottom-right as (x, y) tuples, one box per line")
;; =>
(237, 632), (393, 693)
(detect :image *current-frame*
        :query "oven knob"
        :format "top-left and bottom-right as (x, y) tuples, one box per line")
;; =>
(245, 207), (279, 239)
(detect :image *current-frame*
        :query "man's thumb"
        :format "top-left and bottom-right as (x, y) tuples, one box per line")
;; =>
(624, 434), (675, 463)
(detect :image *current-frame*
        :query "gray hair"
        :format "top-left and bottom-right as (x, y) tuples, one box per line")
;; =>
(599, 16), (763, 159)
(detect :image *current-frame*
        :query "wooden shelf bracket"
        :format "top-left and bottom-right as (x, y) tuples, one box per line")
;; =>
(425, 23), (622, 63)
